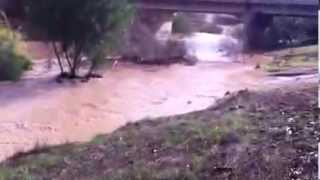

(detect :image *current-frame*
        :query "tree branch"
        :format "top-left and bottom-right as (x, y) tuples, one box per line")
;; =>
(52, 42), (64, 74)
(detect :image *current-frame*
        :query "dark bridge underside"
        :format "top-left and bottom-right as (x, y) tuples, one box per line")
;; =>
(135, 0), (318, 17)
(0, 0), (317, 18)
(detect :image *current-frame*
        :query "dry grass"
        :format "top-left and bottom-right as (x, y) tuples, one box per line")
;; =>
(261, 45), (318, 72)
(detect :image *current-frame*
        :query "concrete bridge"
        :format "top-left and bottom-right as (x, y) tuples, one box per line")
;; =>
(135, 0), (318, 17)
(0, 0), (317, 17)
(135, 0), (318, 50)
(0, 0), (318, 50)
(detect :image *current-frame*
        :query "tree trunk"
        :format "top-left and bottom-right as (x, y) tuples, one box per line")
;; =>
(52, 43), (64, 74)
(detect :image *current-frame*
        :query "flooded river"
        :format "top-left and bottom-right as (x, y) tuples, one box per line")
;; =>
(0, 59), (267, 161)
(0, 21), (316, 161)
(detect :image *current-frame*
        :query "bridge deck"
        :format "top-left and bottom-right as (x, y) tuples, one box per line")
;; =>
(137, 0), (318, 6)
(136, 0), (318, 16)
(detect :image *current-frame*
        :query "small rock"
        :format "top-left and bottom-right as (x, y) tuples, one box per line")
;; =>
(285, 126), (293, 135)
(152, 149), (158, 153)
(224, 91), (231, 96)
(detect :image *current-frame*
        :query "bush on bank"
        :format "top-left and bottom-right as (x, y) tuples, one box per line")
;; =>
(0, 26), (31, 81)
(25, 0), (133, 80)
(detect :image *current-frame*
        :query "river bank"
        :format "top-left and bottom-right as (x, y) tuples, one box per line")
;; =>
(0, 83), (318, 180)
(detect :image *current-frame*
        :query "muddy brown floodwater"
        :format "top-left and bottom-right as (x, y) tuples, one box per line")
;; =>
(0, 58), (315, 162)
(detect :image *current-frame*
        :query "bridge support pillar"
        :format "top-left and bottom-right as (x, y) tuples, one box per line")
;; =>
(244, 13), (273, 51)
(122, 10), (175, 58)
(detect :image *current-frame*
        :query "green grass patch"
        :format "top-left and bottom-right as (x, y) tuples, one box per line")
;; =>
(261, 46), (318, 72)
(0, 167), (35, 180)
(0, 144), (79, 180)
(90, 134), (107, 145)
(262, 56), (317, 72)
(266, 45), (318, 57)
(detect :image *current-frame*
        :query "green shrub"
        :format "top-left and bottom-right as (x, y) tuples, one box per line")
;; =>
(0, 26), (31, 81)
(25, 0), (133, 79)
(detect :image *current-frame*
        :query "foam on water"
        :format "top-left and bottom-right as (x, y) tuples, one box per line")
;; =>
(156, 19), (241, 62)
(183, 32), (239, 62)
